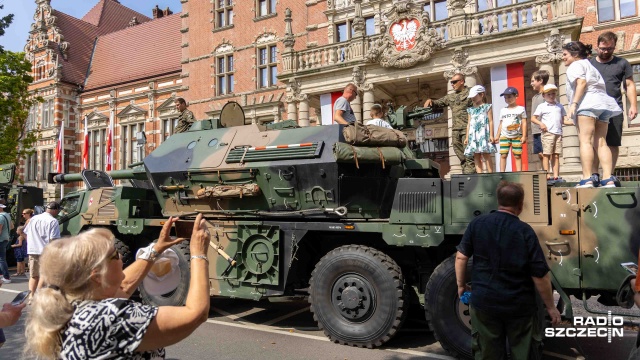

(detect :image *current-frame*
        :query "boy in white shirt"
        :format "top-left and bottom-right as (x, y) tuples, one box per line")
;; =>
(531, 84), (571, 182)
(494, 87), (527, 172)
(365, 104), (393, 129)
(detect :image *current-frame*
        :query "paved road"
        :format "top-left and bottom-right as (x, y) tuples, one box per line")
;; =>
(0, 275), (638, 359)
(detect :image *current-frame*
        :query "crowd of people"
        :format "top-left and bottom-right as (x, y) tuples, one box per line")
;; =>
(420, 31), (636, 187)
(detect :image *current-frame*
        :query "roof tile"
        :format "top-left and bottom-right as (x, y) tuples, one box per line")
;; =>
(84, 13), (182, 90)
(82, 0), (151, 34)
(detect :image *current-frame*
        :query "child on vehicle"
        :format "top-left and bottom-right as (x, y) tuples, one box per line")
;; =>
(531, 84), (571, 183)
(464, 85), (496, 173)
(495, 87), (527, 172)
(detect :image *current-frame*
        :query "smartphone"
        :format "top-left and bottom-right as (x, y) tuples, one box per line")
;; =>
(11, 290), (30, 306)
(621, 262), (639, 275)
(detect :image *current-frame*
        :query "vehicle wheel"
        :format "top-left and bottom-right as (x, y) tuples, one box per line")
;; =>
(139, 241), (190, 307)
(425, 255), (473, 360)
(114, 238), (134, 268)
(308, 245), (406, 348)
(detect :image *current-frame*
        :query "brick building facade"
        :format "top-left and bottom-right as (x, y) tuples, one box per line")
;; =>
(25, 0), (636, 200)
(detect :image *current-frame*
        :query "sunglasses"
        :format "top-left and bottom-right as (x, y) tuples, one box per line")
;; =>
(450, 79), (462, 85)
(109, 249), (121, 261)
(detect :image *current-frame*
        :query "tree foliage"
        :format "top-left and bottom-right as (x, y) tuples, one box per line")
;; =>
(0, 5), (41, 166)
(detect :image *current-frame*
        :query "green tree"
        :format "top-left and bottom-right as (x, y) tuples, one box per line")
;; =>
(0, 5), (41, 167)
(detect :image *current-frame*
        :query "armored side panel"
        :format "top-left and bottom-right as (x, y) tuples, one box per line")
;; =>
(577, 187), (640, 291)
(0, 163), (15, 185)
(444, 172), (548, 234)
(7, 186), (44, 226)
(144, 123), (437, 220)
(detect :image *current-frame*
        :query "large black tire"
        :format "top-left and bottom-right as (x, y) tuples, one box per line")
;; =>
(139, 241), (191, 307)
(114, 238), (134, 268)
(425, 255), (473, 360)
(308, 245), (406, 348)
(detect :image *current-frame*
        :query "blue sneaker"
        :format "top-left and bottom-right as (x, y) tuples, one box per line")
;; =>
(576, 178), (594, 188)
(600, 177), (618, 188)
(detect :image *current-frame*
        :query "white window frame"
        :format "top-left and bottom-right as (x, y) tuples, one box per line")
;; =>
(89, 128), (106, 171)
(216, 54), (235, 96)
(162, 118), (179, 141)
(41, 148), (53, 180)
(257, 0), (276, 17)
(257, 44), (278, 88)
(596, 0), (637, 22)
(215, 0), (234, 27)
(424, 0), (449, 21)
(121, 122), (145, 167)
(26, 152), (38, 181)
(335, 16), (376, 43)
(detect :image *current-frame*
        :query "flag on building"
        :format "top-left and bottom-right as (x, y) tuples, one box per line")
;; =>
(82, 115), (89, 170)
(490, 62), (528, 171)
(319, 91), (343, 125)
(106, 113), (113, 171)
(55, 120), (64, 173)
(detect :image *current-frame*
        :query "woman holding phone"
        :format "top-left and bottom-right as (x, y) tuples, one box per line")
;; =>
(25, 214), (211, 359)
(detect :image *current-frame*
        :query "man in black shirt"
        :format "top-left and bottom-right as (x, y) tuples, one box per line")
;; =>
(455, 181), (561, 360)
(590, 32), (638, 178)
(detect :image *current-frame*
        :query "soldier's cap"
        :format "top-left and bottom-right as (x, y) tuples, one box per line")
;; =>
(467, 85), (486, 99)
(500, 87), (519, 97)
(47, 202), (61, 210)
(543, 84), (558, 93)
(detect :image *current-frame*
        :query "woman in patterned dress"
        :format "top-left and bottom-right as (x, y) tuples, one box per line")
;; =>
(464, 85), (496, 173)
(25, 214), (211, 360)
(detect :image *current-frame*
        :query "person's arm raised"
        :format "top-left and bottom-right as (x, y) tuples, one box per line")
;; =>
(136, 213), (211, 352)
(117, 217), (185, 297)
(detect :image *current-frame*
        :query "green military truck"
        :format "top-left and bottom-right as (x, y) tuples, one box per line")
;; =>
(49, 103), (639, 359)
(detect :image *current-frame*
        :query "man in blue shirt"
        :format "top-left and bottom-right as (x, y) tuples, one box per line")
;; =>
(455, 181), (561, 359)
(333, 83), (358, 124)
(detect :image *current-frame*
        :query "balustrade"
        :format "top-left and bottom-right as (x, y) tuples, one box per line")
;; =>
(281, 0), (574, 75)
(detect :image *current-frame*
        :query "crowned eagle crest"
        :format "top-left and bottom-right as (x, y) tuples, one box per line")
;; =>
(390, 19), (419, 51)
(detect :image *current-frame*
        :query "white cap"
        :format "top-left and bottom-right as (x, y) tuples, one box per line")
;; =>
(468, 85), (486, 99)
(0, 204), (5, 208)
(139, 248), (181, 296)
(543, 84), (558, 93)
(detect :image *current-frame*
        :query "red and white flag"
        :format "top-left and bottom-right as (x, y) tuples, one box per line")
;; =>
(82, 115), (89, 170)
(106, 113), (113, 171)
(55, 120), (64, 173)
(490, 62), (529, 171)
(319, 91), (343, 125)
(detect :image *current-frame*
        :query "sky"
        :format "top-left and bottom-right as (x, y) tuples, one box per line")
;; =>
(0, 0), (182, 53)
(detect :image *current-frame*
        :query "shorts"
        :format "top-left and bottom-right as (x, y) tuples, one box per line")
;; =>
(29, 255), (40, 278)
(605, 113), (623, 147)
(532, 134), (543, 154)
(499, 136), (523, 155)
(576, 108), (614, 123)
(541, 132), (562, 155)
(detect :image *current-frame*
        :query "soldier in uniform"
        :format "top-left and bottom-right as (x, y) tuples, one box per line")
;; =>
(424, 74), (475, 174)
(174, 97), (195, 134)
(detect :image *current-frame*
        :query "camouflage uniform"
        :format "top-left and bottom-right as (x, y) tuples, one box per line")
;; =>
(174, 109), (195, 134)
(432, 86), (476, 174)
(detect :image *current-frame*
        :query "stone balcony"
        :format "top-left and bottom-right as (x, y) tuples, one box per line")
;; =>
(280, 0), (579, 78)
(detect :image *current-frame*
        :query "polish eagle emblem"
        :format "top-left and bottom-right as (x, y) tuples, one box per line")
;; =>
(390, 18), (420, 51)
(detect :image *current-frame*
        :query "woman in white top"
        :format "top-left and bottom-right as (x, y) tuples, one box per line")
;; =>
(563, 41), (622, 188)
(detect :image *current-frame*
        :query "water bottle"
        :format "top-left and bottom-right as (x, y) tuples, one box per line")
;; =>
(460, 291), (471, 305)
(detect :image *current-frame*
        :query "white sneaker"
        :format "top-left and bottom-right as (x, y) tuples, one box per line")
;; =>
(2, 278), (11, 284)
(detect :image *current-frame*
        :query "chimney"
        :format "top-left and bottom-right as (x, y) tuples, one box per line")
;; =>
(152, 5), (163, 19)
(163, 7), (173, 17)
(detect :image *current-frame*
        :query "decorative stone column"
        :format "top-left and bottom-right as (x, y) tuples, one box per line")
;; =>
(351, 66), (365, 124)
(287, 101), (298, 123)
(286, 78), (300, 124)
(362, 84), (375, 122)
(298, 96), (310, 127)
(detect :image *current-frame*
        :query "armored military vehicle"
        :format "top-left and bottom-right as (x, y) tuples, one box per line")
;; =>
(50, 103), (639, 359)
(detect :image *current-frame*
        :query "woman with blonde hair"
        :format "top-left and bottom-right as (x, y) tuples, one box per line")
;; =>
(25, 213), (211, 359)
